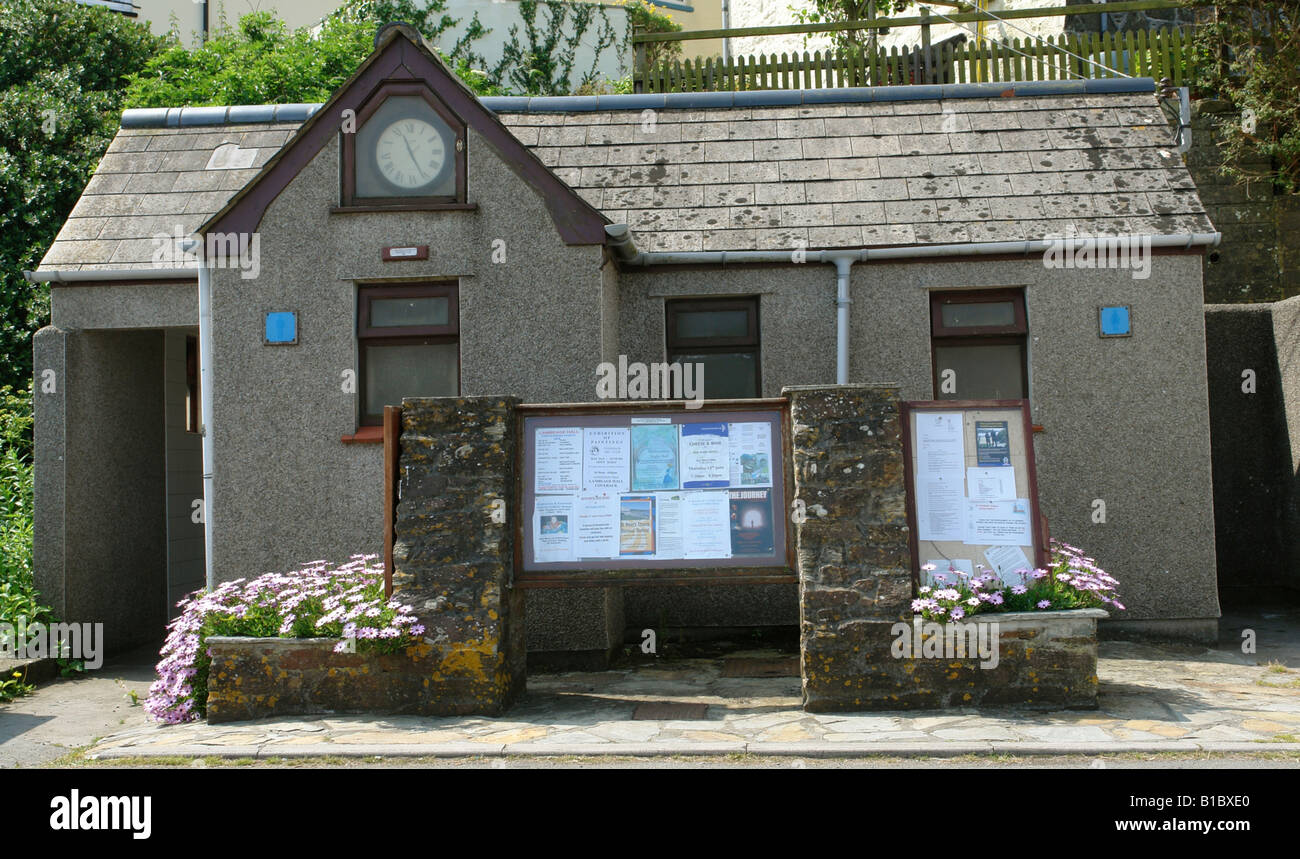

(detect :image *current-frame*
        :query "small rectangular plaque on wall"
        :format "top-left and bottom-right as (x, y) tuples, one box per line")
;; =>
(381, 245), (429, 261)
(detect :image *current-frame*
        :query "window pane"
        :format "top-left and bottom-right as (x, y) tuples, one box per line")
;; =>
(355, 96), (456, 198)
(670, 352), (758, 399)
(933, 344), (1025, 400)
(364, 342), (458, 416)
(940, 301), (1016, 329)
(369, 296), (449, 328)
(674, 309), (750, 340)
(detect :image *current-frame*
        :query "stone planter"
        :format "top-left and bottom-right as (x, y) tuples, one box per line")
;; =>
(204, 635), (520, 724)
(803, 608), (1108, 712)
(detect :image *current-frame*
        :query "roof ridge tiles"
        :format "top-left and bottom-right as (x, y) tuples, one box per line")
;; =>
(118, 78), (1157, 128)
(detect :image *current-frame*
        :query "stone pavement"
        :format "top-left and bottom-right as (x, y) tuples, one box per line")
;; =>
(74, 607), (1300, 761)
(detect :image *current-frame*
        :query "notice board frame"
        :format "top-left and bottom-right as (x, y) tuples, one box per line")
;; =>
(515, 399), (796, 589)
(900, 399), (1049, 593)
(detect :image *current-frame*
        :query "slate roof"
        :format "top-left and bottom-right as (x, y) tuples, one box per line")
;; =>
(513, 92), (1212, 252)
(41, 123), (300, 271)
(38, 84), (1214, 271)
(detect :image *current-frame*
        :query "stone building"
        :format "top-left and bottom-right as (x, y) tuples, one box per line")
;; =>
(29, 24), (1221, 663)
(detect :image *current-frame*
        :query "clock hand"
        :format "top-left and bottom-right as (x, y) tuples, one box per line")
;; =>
(398, 133), (427, 181)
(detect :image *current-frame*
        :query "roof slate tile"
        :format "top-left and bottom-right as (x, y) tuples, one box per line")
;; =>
(40, 92), (1215, 270)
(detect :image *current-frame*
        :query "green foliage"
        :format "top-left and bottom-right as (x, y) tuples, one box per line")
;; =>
(789, 0), (917, 53)
(0, 670), (33, 703)
(487, 0), (621, 96)
(1, 383), (53, 702)
(0, 0), (162, 395)
(620, 0), (683, 68)
(125, 5), (510, 107)
(1185, 0), (1300, 194)
(125, 12), (377, 107)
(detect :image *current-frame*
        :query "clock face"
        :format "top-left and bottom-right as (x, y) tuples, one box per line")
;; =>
(375, 118), (447, 190)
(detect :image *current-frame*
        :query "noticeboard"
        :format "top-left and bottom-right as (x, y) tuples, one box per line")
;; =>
(901, 400), (1048, 590)
(517, 401), (793, 587)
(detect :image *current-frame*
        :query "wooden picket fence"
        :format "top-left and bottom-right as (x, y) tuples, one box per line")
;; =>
(639, 27), (1191, 93)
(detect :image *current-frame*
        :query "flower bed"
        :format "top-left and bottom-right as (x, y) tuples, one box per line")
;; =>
(145, 556), (424, 724)
(911, 539), (1124, 622)
(880, 540), (1120, 710)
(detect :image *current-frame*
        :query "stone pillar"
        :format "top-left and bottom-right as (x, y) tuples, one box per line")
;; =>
(784, 384), (912, 712)
(392, 396), (525, 715)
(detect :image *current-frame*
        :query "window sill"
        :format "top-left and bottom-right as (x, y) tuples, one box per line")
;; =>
(341, 426), (384, 444)
(330, 203), (477, 215)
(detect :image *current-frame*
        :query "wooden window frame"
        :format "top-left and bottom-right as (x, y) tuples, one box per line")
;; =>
(930, 288), (1029, 400)
(340, 80), (467, 210)
(357, 282), (460, 427)
(930, 288), (1027, 338)
(665, 297), (762, 398)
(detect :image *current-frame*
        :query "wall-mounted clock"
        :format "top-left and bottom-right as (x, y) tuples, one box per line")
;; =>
(375, 117), (448, 190)
(342, 83), (467, 208)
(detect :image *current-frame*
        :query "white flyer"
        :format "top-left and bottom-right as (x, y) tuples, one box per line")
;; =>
(534, 427), (582, 493)
(574, 493), (620, 560)
(582, 427), (630, 493)
(916, 412), (965, 475)
(984, 545), (1033, 586)
(727, 421), (773, 487)
(533, 495), (575, 563)
(681, 490), (732, 559)
(916, 470), (966, 542)
(653, 492), (685, 560)
(965, 498), (1034, 546)
(966, 466), (1017, 501)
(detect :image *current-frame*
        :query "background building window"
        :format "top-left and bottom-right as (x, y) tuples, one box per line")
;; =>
(930, 289), (1028, 400)
(666, 297), (761, 400)
(358, 283), (459, 425)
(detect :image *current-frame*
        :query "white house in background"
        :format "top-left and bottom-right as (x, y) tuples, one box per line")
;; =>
(726, 0), (1193, 59)
(74, 0), (722, 58)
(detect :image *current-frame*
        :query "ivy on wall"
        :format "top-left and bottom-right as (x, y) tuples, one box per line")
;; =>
(484, 0), (621, 95)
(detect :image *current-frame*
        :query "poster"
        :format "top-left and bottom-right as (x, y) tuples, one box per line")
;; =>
(681, 491), (732, 558)
(916, 412), (965, 475)
(729, 489), (775, 557)
(630, 424), (679, 491)
(653, 492), (684, 560)
(984, 545), (1032, 586)
(966, 466), (1016, 501)
(618, 495), (656, 556)
(533, 495), (574, 563)
(916, 471), (965, 543)
(728, 422), (773, 487)
(535, 427), (582, 493)
(680, 422), (730, 488)
(582, 427), (630, 493)
(965, 498), (1034, 546)
(574, 493), (620, 559)
(975, 421), (1011, 466)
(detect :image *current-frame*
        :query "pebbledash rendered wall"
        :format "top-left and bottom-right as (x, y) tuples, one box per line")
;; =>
(616, 252), (1220, 642)
(205, 126), (620, 661)
(208, 207), (1218, 650)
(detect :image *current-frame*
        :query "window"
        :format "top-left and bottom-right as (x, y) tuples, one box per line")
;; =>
(357, 283), (459, 425)
(341, 83), (467, 209)
(930, 289), (1028, 400)
(185, 335), (200, 434)
(666, 297), (761, 400)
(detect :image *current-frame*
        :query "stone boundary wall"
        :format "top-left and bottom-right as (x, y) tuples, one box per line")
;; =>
(1191, 101), (1300, 304)
(205, 388), (1103, 720)
(205, 637), (457, 723)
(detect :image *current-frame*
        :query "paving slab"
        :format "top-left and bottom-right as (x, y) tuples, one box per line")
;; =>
(7, 608), (1300, 764)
